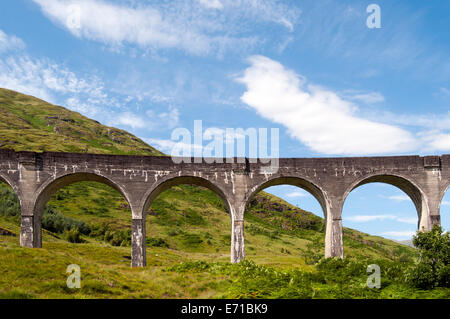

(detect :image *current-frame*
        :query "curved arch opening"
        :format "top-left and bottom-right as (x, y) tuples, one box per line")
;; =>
(35, 173), (129, 215)
(440, 186), (450, 233)
(243, 177), (327, 266)
(342, 180), (419, 260)
(0, 179), (21, 240)
(143, 176), (231, 214)
(144, 176), (232, 260)
(344, 175), (424, 221)
(34, 173), (132, 249)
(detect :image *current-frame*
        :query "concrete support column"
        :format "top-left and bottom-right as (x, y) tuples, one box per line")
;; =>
(419, 201), (441, 231)
(420, 161), (443, 231)
(18, 156), (42, 248)
(131, 217), (146, 267)
(418, 196), (433, 232)
(229, 173), (248, 263)
(20, 215), (41, 248)
(231, 219), (245, 263)
(20, 216), (42, 248)
(325, 217), (343, 258)
(325, 202), (343, 259)
(19, 197), (42, 248)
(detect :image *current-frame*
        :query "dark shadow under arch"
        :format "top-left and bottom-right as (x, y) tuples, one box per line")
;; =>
(143, 175), (232, 215)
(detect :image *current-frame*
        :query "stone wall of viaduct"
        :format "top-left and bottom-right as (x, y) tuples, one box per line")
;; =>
(0, 149), (448, 267)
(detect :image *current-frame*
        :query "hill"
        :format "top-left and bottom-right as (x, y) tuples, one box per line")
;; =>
(0, 88), (163, 155)
(0, 87), (429, 299)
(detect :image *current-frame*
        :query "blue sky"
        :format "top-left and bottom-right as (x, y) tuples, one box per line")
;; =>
(0, 0), (449, 240)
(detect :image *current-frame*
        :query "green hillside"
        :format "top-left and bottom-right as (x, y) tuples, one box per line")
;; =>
(0, 88), (163, 155)
(1, 87), (446, 299)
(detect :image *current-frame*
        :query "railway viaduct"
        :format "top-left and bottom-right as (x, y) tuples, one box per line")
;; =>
(0, 149), (448, 267)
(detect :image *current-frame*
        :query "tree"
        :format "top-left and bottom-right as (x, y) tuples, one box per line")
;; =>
(407, 225), (449, 289)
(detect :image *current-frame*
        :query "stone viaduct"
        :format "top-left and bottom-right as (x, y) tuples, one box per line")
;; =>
(0, 149), (448, 267)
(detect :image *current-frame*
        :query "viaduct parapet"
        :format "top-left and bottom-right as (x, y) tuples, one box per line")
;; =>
(0, 149), (448, 267)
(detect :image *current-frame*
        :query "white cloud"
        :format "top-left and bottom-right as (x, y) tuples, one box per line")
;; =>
(370, 111), (450, 152)
(65, 97), (101, 117)
(441, 201), (450, 206)
(342, 90), (385, 104)
(32, 0), (298, 55)
(144, 137), (203, 155)
(198, 0), (223, 10)
(419, 131), (450, 152)
(347, 215), (397, 222)
(112, 112), (146, 130)
(0, 54), (111, 112)
(381, 230), (416, 239)
(32, 0), (209, 54)
(146, 107), (180, 130)
(386, 194), (410, 202)
(396, 217), (418, 225)
(379, 111), (450, 131)
(347, 214), (417, 225)
(0, 29), (25, 53)
(286, 191), (308, 198)
(237, 55), (418, 155)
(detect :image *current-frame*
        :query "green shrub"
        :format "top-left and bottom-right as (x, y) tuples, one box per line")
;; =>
(183, 208), (206, 225)
(89, 223), (131, 246)
(407, 225), (450, 289)
(42, 205), (91, 235)
(181, 234), (204, 247)
(0, 184), (21, 219)
(146, 237), (169, 247)
(64, 227), (84, 243)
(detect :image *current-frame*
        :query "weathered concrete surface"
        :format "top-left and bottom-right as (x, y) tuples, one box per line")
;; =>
(0, 149), (449, 267)
(131, 217), (146, 267)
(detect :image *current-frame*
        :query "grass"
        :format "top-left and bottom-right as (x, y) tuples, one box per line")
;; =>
(1, 181), (435, 298)
(0, 88), (163, 155)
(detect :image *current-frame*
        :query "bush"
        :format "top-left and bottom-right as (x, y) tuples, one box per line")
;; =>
(406, 262), (436, 289)
(407, 225), (450, 289)
(181, 234), (203, 247)
(42, 205), (91, 235)
(146, 237), (169, 247)
(89, 223), (131, 246)
(64, 227), (84, 243)
(0, 184), (21, 220)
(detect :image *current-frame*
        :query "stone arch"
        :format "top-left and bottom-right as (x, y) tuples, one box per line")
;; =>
(0, 172), (21, 213)
(245, 176), (329, 218)
(141, 174), (237, 264)
(243, 176), (333, 259)
(0, 172), (16, 191)
(342, 173), (427, 229)
(34, 172), (131, 217)
(142, 175), (232, 216)
(25, 172), (132, 249)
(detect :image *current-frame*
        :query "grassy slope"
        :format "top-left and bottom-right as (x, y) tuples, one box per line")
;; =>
(0, 88), (163, 155)
(0, 88), (424, 298)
